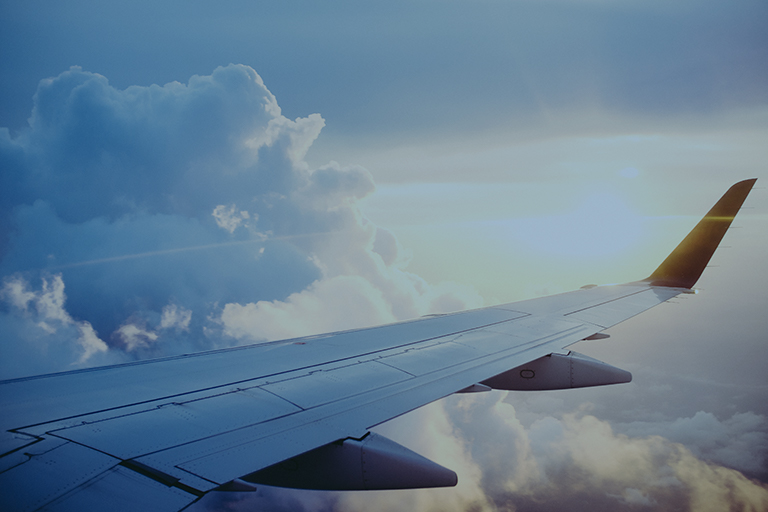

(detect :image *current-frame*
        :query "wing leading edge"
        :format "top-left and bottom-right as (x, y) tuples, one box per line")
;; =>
(0, 180), (756, 512)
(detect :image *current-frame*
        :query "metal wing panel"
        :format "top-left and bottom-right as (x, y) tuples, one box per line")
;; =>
(129, 314), (604, 485)
(492, 283), (641, 316)
(0, 307), (521, 435)
(0, 440), (119, 512)
(261, 360), (412, 409)
(140, 284), (679, 486)
(169, 345), (561, 485)
(40, 466), (197, 512)
(564, 286), (683, 328)
(49, 388), (302, 460)
(377, 339), (487, 376)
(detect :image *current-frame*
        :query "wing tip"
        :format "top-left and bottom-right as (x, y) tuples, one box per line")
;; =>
(645, 178), (757, 289)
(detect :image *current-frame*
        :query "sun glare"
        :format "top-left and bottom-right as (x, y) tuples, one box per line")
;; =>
(511, 191), (647, 259)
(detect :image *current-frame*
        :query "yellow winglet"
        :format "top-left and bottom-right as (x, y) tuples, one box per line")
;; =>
(646, 178), (757, 289)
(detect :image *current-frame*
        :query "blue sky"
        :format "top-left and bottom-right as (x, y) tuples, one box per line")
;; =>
(1, 1), (767, 510)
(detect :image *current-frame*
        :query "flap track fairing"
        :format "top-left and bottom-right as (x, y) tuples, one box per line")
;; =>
(481, 351), (631, 391)
(242, 432), (457, 490)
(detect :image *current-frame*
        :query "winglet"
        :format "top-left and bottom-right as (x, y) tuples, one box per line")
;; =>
(646, 178), (757, 289)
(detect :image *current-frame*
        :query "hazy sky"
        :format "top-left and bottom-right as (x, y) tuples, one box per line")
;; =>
(1, 1), (767, 511)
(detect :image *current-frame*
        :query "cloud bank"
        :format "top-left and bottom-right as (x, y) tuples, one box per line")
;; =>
(192, 395), (768, 512)
(0, 64), (481, 378)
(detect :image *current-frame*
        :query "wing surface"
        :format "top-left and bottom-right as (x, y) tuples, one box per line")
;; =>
(0, 179), (756, 511)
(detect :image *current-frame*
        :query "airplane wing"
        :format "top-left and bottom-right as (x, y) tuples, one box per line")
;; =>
(0, 179), (756, 512)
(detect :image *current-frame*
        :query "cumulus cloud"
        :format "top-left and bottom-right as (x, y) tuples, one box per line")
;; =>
(190, 393), (768, 512)
(451, 395), (768, 512)
(160, 303), (192, 331)
(212, 204), (252, 234)
(115, 321), (159, 352)
(0, 273), (112, 378)
(617, 411), (768, 477)
(0, 64), (481, 378)
(220, 275), (397, 342)
(421, 395), (768, 512)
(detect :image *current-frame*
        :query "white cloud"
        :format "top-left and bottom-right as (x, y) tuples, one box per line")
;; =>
(0, 275), (36, 311)
(1, 64), (483, 366)
(159, 303), (192, 331)
(217, 255), (484, 344)
(212, 204), (252, 233)
(115, 322), (159, 352)
(77, 321), (109, 363)
(220, 275), (397, 342)
(615, 487), (656, 506)
(618, 411), (768, 476)
(0, 274), (109, 376)
(33, 273), (71, 325)
(1, 63), (486, 370)
(264, 114), (326, 166)
(441, 394), (768, 512)
(192, 394), (768, 512)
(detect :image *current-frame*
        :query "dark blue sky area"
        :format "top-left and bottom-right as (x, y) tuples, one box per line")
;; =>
(2, 0), (767, 138)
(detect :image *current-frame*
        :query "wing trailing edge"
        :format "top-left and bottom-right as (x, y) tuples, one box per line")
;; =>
(646, 178), (757, 289)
